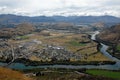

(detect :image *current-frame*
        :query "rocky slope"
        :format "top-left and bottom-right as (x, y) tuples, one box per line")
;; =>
(98, 24), (120, 59)
(98, 24), (120, 44)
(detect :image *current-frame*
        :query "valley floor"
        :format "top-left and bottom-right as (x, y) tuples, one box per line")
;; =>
(0, 29), (111, 65)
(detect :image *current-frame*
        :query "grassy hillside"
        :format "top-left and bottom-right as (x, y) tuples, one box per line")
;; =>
(0, 67), (32, 80)
(98, 24), (120, 44)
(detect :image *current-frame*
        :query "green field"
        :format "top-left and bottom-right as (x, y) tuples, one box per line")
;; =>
(16, 35), (29, 39)
(86, 69), (120, 80)
(117, 44), (120, 51)
(23, 68), (117, 80)
(68, 40), (86, 46)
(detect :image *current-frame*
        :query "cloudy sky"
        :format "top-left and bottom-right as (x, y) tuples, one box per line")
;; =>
(0, 0), (120, 17)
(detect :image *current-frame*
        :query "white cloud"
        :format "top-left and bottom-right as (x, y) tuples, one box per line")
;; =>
(0, 0), (120, 17)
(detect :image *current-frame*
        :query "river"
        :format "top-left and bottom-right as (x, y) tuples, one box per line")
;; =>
(0, 31), (120, 70)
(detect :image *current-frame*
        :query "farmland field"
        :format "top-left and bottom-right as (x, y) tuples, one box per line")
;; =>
(86, 69), (120, 80)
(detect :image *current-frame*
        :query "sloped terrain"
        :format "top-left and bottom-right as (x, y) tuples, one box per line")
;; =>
(98, 24), (120, 44)
(0, 67), (32, 80)
(98, 24), (120, 59)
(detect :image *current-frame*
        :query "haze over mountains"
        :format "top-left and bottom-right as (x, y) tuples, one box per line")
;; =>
(0, 14), (120, 24)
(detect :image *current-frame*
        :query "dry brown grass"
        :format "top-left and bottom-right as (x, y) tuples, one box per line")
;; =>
(81, 52), (111, 61)
(0, 67), (33, 80)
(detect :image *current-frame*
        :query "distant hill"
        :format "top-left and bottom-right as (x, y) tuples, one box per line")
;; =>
(0, 23), (35, 38)
(53, 15), (120, 24)
(0, 14), (120, 24)
(0, 14), (55, 24)
(90, 22), (106, 30)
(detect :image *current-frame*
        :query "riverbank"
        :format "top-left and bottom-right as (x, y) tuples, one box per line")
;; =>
(12, 58), (115, 66)
(96, 26), (120, 60)
(96, 35), (120, 60)
(20, 68), (118, 80)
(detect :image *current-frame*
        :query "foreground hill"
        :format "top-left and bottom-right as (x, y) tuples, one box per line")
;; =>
(0, 67), (32, 80)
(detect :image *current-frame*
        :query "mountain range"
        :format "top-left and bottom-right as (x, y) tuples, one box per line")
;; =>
(0, 14), (120, 24)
